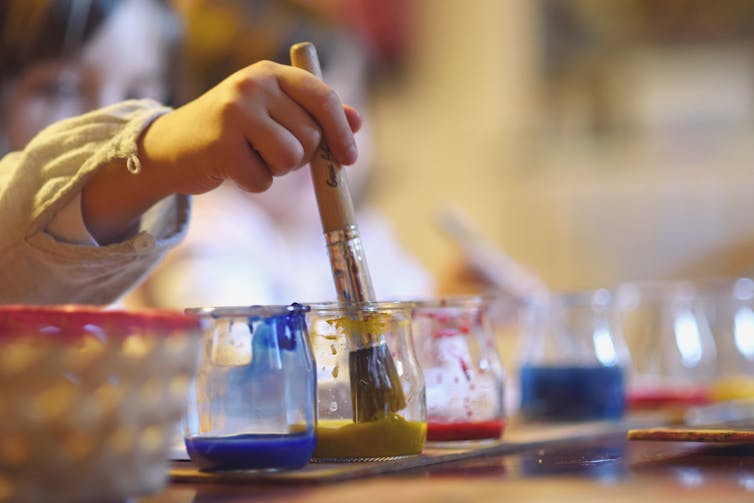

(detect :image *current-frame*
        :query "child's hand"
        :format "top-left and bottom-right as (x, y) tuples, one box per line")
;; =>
(142, 60), (362, 194)
(81, 60), (362, 244)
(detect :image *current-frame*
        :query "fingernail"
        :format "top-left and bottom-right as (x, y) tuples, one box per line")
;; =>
(343, 144), (358, 165)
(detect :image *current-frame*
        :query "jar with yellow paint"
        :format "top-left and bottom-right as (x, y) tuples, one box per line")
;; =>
(307, 301), (427, 461)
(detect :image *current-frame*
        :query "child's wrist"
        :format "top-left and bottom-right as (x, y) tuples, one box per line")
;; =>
(81, 117), (177, 245)
(137, 113), (180, 197)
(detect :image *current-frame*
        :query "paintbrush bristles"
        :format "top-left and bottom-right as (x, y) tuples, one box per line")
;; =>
(331, 311), (408, 421)
(349, 344), (407, 422)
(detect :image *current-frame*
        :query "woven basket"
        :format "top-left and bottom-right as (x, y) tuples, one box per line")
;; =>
(0, 305), (202, 502)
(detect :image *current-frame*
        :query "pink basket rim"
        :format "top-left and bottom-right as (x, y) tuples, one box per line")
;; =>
(0, 304), (202, 338)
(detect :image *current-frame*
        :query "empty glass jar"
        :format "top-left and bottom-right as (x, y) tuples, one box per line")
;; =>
(412, 297), (506, 444)
(184, 304), (316, 471)
(307, 301), (426, 460)
(617, 281), (717, 409)
(518, 289), (629, 422)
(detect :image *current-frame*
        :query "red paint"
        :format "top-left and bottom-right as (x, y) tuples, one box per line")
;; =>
(427, 420), (505, 442)
(628, 388), (712, 409)
(458, 358), (472, 381)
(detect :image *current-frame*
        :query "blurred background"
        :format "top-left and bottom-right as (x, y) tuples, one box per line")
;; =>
(367, 0), (754, 294)
(7, 0), (754, 298)
(168, 0), (754, 295)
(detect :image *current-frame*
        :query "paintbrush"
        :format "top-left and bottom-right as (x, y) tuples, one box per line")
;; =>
(436, 204), (549, 304)
(290, 42), (406, 422)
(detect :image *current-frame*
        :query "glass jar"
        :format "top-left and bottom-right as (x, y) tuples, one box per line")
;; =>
(184, 304), (316, 471)
(617, 281), (717, 409)
(307, 301), (426, 460)
(412, 297), (506, 444)
(518, 289), (629, 421)
(699, 278), (754, 402)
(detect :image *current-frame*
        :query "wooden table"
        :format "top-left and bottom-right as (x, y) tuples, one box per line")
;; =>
(142, 421), (754, 503)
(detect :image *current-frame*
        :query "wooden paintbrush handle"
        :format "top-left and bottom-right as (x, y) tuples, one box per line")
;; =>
(290, 41), (357, 234)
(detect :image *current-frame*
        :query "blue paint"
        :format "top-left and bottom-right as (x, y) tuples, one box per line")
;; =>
(185, 432), (317, 471)
(243, 304), (317, 415)
(519, 365), (625, 421)
(248, 304), (308, 352)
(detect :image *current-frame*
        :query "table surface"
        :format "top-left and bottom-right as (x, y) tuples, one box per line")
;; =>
(142, 420), (754, 503)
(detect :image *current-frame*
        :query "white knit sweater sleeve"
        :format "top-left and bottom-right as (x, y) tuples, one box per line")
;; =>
(0, 99), (190, 305)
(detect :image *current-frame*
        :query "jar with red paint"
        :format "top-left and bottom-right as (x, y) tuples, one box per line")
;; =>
(412, 297), (507, 444)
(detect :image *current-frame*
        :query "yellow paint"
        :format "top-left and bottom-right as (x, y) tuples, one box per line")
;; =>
(313, 414), (426, 459)
(711, 375), (754, 401)
(328, 313), (392, 338)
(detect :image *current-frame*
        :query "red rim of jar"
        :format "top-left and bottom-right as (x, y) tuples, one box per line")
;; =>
(0, 304), (202, 339)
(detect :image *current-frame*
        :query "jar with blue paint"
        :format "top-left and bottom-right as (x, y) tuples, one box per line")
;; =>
(518, 289), (630, 422)
(183, 304), (316, 471)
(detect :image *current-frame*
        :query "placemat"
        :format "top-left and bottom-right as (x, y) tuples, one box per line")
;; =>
(628, 427), (754, 443)
(171, 417), (664, 485)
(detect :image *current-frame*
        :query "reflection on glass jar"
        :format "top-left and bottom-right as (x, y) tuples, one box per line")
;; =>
(617, 281), (717, 409)
(412, 297), (506, 444)
(519, 289), (629, 422)
(307, 301), (426, 460)
(620, 278), (754, 409)
(184, 304), (316, 471)
(691, 278), (754, 403)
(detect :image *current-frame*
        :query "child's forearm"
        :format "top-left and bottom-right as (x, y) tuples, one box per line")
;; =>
(81, 126), (175, 245)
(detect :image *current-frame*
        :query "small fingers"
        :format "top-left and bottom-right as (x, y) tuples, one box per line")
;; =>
(278, 67), (359, 165)
(222, 61), (359, 187)
(224, 146), (274, 193)
(227, 63), (323, 175)
(268, 97), (323, 168)
(244, 114), (308, 177)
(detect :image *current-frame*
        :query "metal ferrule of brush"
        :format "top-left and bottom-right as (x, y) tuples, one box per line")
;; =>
(325, 225), (376, 305)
